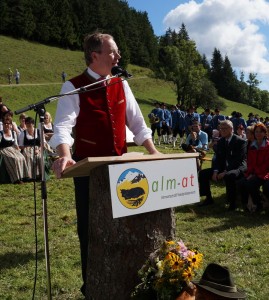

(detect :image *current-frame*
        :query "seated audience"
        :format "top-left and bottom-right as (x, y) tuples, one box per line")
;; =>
(38, 111), (57, 157)
(238, 123), (269, 212)
(17, 113), (27, 132)
(2, 111), (20, 135)
(198, 120), (247, 210)
(208, 129), (220, 167)
(0, 117), (29, 183)
(19, 117), (42, 180)
(245, 125), (255, 149)
(0, 103), (10, 131)
(236, 124), (246, 140)
(40, 111), (54, 142)
(182, 122), (208, 171)
(266, 124), (269, 138)
(182, 122), (208, 153)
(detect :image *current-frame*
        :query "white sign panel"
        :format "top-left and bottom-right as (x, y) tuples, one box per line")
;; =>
(109, 158), (199, 218)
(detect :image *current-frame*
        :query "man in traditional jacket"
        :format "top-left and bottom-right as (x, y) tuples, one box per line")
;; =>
(50, 32), (160, 295)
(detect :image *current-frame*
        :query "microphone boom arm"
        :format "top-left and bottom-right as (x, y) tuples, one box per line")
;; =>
(14, 74), (122, 115)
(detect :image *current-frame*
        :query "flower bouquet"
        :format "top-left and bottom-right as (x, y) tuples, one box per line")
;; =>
(132, 239), (203, 300)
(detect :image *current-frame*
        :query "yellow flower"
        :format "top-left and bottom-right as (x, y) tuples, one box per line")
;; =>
(165, 252), (184, 270)
(187, 251), (203, 269)
(166, 240), (175, 246)
(182, 266), (194, 282)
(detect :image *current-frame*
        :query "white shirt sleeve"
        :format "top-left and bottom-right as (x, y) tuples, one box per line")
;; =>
(123, 80), (152, 145)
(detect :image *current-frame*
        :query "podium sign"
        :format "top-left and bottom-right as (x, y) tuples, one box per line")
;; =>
(109, 158), (199, 218)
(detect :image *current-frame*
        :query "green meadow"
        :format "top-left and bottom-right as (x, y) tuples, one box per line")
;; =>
(0, 36), (269, 299)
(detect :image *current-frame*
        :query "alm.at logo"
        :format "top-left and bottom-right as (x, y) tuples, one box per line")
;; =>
(116, 168), (149, 209)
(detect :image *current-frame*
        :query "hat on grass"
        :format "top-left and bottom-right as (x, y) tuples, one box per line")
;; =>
(193, 263), (246, 299)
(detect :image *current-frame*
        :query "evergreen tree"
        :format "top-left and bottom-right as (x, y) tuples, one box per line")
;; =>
(201, 54), (210, 76)
(0, 0), (9, 33)
(32, 0), (53, 43)
(6, 0), (36, 38)
(178, 23), (189, 41)
(221, 55), (238, 100)
(210, 48), (223, 94)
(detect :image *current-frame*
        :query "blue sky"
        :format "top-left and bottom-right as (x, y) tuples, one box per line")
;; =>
(126, 0), (269, 91)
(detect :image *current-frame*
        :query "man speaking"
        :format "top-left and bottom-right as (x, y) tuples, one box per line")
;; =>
(50, 32), (160, 295)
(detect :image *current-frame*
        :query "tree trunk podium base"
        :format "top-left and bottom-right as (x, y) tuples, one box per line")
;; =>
(86, 165), (175, 300)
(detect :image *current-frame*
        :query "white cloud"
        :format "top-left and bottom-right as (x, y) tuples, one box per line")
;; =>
(164, 0), (269, 89)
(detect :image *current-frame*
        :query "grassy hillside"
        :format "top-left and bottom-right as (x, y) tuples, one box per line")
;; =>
(0, 35), (267, 125)
(1, 35), (269, 300)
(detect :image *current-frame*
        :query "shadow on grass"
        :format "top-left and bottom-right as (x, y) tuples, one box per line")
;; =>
(0, 251), (37, 271)
(176, 199), (269, 232)
(136, 97), (156, 107)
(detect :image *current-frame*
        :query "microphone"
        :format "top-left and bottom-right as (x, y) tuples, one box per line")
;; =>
(111, 66), (132, 78)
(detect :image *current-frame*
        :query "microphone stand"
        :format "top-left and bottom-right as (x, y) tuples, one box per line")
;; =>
(14, 72), (128, 300)
(36, 105), (52, 300)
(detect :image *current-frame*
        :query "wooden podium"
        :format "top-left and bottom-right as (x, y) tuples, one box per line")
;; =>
(62, 153), (198, 299)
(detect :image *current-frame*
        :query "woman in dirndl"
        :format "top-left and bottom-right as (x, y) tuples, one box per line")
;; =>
(18, 116), (42, 180)
(0, 118), (29, 184)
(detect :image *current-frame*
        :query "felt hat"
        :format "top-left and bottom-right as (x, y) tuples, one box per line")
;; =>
(193, 263), (246, 299)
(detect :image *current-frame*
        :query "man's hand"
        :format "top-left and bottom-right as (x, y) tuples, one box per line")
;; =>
(212, 171), (218, 182)
(52, 156), (76, 179)
(52, 143), (75, 178)
(142, 139), (162, 155)
(217, 171), (227, 180)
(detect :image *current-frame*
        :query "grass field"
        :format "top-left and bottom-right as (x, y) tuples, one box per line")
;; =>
(1, 35), (269, 299)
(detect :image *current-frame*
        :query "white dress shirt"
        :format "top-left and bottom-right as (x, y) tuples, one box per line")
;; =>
(49, 67), (151, 150)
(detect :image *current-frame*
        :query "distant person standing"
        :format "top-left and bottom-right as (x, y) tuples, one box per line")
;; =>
(8, 68), (13, 84)
(15, 69), (20, 84)
(61, 71), (67, 82)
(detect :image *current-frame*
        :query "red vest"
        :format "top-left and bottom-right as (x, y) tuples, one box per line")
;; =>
(70, 71), (127, 159)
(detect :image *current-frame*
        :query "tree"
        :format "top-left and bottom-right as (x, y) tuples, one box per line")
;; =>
(210, 48), (224, 94)
(246, 72), (261, 106)
(156, 39), (207, 107)
(201, 54), (211, 76)
(178, 23), (189, 41)
(6, 0), (36, 38)
(221, 55), (238, 100)
(195, 77), (219, 109)
(0, 0), (9, 33)
(32, 0), (52, 43)
(259, 90), (269, 112)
